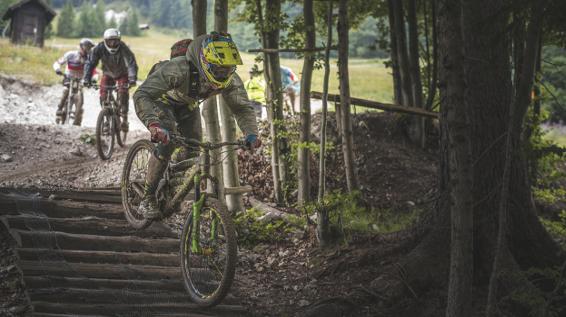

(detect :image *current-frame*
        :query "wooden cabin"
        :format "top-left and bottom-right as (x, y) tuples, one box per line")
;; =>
(2, 0), (56, 47)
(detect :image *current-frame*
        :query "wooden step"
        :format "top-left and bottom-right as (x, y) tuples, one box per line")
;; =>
(25, 276), (185, 293)
(12, 230), (179, 253)
(28, 287), (239, 306)
(0, 196), (124, 220)
(17, 248), (180, 267)
(46, 190), (121, 204)
(31, 302), (249, 316)
(19, 261), (192, 281)
(5, 214), (177, 238)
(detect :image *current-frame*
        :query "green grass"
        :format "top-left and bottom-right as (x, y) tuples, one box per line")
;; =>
(1, 30), (394, 103)
(544, 127), (566, 147)
(0, 38), (64, 85)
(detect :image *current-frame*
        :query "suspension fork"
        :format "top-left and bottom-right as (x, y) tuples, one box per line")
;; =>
(191, 173), (206, 254)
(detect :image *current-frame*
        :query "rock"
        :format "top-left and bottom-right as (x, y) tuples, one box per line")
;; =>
(298, 299), (311, 307)
(69, 147), (83, 156)
(1, 154), (13, 162)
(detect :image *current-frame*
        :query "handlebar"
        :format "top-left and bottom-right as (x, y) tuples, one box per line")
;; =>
(171, 135), (247, 150)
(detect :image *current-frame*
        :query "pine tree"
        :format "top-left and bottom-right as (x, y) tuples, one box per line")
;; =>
(128, 9), (141, 36)
(57, 1), (75, 38)
(119, 15), (130, 35)
(75, 3), (96, 37)
(107, 16), (118, 29)
(94, 0), (106, 35)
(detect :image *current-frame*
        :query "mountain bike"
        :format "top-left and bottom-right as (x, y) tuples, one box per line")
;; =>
(57, 76), (82, 125)
(94, 83), (128, 160)
(121, 136), (249, 307)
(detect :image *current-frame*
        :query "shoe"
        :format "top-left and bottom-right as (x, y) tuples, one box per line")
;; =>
(138, 195), (162, 219)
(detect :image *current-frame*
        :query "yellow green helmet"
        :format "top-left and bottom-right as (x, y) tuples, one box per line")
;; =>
(199, 32), (243, 89)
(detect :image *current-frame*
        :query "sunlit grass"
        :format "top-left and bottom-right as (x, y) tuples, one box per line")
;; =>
(544, 126), (566, 147)
(1, 29), (394, 103)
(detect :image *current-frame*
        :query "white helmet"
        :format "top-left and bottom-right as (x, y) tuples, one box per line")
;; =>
(103, 28), (121, 54)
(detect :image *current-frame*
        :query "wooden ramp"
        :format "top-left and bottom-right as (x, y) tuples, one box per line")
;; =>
(0, 190), (248, 317)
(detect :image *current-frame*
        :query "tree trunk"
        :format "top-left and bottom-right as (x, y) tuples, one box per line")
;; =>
(191, 0), (206, 37)
(374, 0), (562, 309)
(317, 0), (333, 246)
(338, 0), (358, 193)
(391, 0), (413, 107)
(486, 2), (548, 314)
(407, 0), (425, 147)
(386, 0), (403, 105)
(194, 0), (224, 201)
(297, 0), (315, 206)
(215, 0), (243, 212)
(264, 0), (289, 205)
(255, 0), (283, 205)
(424, 0), (438, 111)
(439, 1), (473, 316)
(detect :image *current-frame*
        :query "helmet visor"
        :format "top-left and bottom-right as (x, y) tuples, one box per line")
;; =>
(208, 64), (236, 81)
(105, 39), (120, 49)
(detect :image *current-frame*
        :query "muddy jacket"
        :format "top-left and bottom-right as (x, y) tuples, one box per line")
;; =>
(133, 35), (258, 135)
(83, 42), (138, 81)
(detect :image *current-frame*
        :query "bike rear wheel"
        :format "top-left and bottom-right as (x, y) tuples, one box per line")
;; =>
(180, 198), (237, 307)
(121, 139), (153, 229)
(96, 108), (115, 160)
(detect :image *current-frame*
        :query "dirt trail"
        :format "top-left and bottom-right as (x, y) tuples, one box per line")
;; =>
(0, 73), (149, 189)
(0, 190), (249, 316)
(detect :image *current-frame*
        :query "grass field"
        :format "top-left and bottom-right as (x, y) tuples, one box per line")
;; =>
(0, 30), (393, 103)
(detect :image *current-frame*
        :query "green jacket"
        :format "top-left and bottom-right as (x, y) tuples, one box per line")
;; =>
(245, 76), (266, 105)
(133, 35), (258, 135)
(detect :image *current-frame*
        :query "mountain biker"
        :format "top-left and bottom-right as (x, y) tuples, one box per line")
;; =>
(83, 28), (138, 132)
(133, 32), (261, 219)
(244, 67), (266, 118)
(53, 38), (95, 125)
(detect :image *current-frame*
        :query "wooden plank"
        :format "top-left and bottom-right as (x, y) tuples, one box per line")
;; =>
(224, 185), (253, 195)
(6, 214), (177, 238)
(24, 276), (185, 292)
(28, 287), (239, 306)
(17, 248), (180, 267)
(31, 302), (249, 317)
(12, 230), (179, 253)
(310, 91), (439, 118)
(20, 261), (183, 280)
(0, 194), (124, 219)
(248, 46), (337, 53)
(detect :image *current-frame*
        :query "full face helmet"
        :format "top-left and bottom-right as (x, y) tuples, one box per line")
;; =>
(198, 32), (243, 89)
(103, 28), (121, 54)
(79, 38), (95, 54)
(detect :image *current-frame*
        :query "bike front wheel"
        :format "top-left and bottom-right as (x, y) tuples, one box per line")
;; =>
(115, 113), (127, 148)
(96, 108), (114, 160)
(180, 198), (237, 307)
(121, 139), (153, 229)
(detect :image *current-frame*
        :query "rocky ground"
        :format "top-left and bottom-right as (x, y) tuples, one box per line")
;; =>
(0, 74), (441, 316)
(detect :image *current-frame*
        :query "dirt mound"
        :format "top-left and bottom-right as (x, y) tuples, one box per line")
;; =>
(238, 112), (438, 212)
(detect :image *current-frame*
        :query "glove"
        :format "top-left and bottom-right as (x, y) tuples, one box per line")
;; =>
(55, 69), (63, 76)
(82, 79), (91, 88)
(245, 134), (261, 149)
(149, 123), (169, 145)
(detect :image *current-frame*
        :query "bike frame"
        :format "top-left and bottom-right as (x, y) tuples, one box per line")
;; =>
(161, 140), (242, 254)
